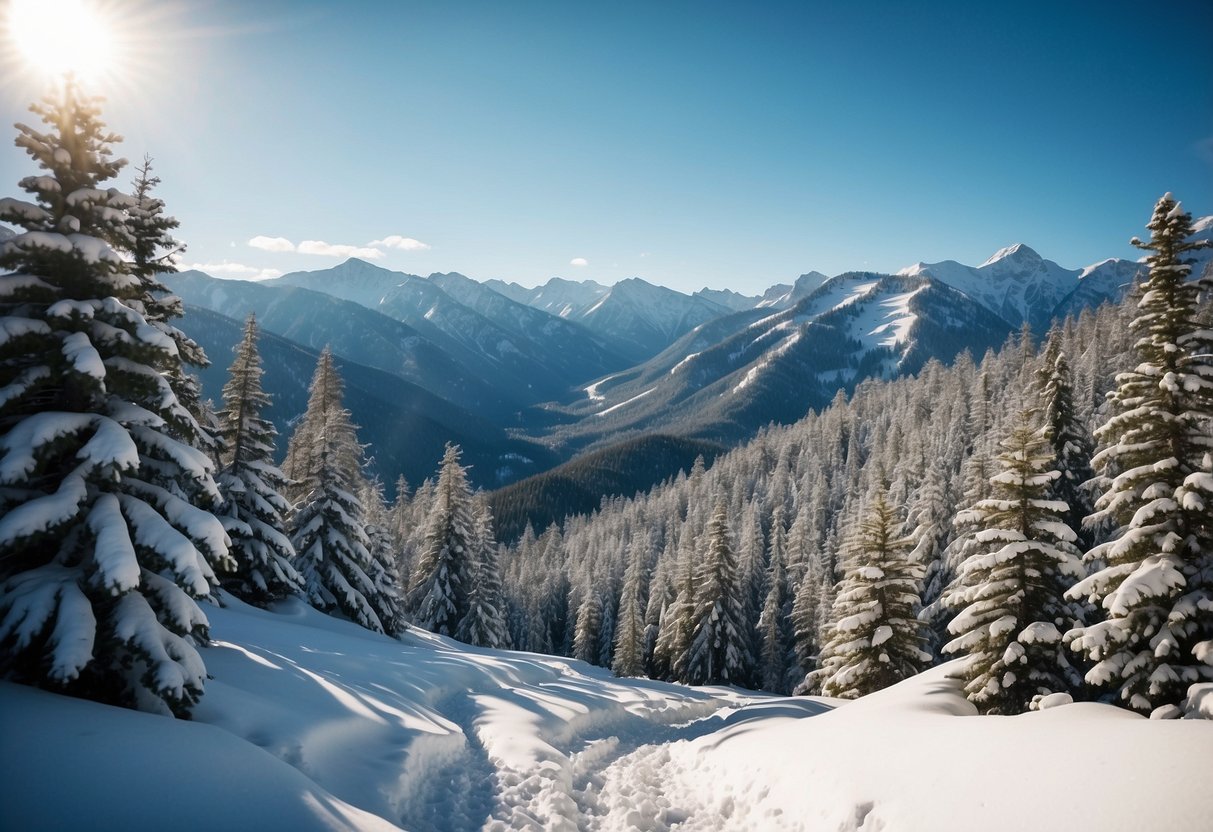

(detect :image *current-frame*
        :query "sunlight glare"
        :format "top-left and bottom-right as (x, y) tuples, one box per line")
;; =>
(6, 0), (116, 84)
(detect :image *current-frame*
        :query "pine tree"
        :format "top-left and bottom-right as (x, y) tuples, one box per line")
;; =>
(758, 513), (792, 693)
(687, 501), (750, 685)
(943, 407), (1087, 713)
(1035, 331), (1097, 549)
(812, 491), (930, 699)
(1068, 194), (1213, 716)
(287, 349), (386, 633)
(653, 527), (696, 682)
(457, 495), (509, 648)
(407, 443), (477, 637)
(359, 478), (406, 635)
(215, 314), (301, 606)
(613, 533), (649, 677)
(0, 83), (232, 716)
(572, 586), (603, 664)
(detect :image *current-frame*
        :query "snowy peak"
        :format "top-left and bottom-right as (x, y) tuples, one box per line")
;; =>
(978, 242), (1042, 269)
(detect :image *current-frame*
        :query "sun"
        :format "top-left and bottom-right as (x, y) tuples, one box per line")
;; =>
(4, 0), (119, 87)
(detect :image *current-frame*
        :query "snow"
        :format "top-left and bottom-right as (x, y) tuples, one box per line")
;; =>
(583, 372), (623, 403)
(1, 600), (1209, 830)
(596, 387), (657, 417)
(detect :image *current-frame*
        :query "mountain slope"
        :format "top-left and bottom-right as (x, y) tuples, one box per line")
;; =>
(180, 305), (556, 489)
(169, 270), (523, 420)
(268, 260), (628, 401)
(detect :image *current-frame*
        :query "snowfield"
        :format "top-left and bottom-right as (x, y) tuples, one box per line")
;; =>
(3, 597), (1210, 831)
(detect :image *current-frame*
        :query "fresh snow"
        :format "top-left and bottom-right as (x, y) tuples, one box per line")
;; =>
(596, 386), (657, 417)
(3, 598), (1210, 831)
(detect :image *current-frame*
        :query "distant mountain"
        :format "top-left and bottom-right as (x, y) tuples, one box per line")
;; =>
(694, 287), (759, 311)
(898, 243), (1079, 329)
(485, 276), (610, 319)
(754, 271), (832, 309)
(168, 270), (523, 421)
(179, 306), (556, 490)
(267, 260), (629, 402)
(544, 272), (1013, 452)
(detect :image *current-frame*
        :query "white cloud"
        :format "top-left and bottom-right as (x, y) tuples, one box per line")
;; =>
(370, 235), (430, 251)
(297, 240), (384, 259)
(181, 261), (283, 281)
(570, 257), (588, 267)
(248, 235), (295, 252)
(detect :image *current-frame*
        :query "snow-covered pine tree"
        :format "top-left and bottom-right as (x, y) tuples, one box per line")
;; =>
(1035, 330), (1097, 549)
(943, 406), (1087, 713)
(613, 533), (649, 677)
(758, 508), (792, 693)
(1068, 194), (1213, 716)
(215, 313), (301, 606)
(407, 443), (477, 637)
(0, 83), (232, 716)
(687, 500), (750, 685)
(811, 490), (930, 699)
(653, 527), (696, 682)
(287, 348), (386, 633)
(457, 494), (509, 648)
(572, 584), (603, 664)
(359, 477), (406, 635)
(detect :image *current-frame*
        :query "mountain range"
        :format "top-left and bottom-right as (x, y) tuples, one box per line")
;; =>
(166, 216), (1211, 528)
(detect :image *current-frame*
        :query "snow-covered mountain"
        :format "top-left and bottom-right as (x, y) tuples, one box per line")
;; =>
(693, 286), (760, 311)
(485, 275), (610, 319)
(898, 243), (1081, 329)
(753, 270), (833, 309)
(546, 271), (1012, 451)
(261, 259), (632, 402)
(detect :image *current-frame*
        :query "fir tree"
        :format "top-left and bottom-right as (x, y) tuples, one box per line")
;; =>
(758, 512), (792, 693)
(687, 500), (750, 685)
(0, 83), (232, 716)
(457, 495), (509, 648)
(287, 349), (386, 633)
(407, 443), (477, 637)
(360, 477), (406, 635)
(812, 491), (930, 699)
(215, 314), (301, 606)
(1068, 194), (1213, 716)
(1035, 331), (1097, 549)
(613, 533), (649, 677)
(572, 586), (603, 664)
(943, 407), (1087, 714)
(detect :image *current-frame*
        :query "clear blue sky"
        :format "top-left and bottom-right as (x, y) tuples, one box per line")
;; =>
(2, 0), (1211, 294)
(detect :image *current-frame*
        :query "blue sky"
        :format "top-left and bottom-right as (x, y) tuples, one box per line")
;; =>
(2, 0), (1211, 294)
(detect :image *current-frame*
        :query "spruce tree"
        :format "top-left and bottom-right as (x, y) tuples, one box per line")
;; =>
(287, 349), (386, 633)
(359, 478), (406, 635)
(758, 514), (792, 693)
(1068, 194), (1213, 716)
(687, 501), (750, 685)
(407, 443), (477, 637)
(215, 314), (301, 606)
(612, 534), (649, 677)
(0, 83), (232, 716)
(572, 586), (603, 664)
(943, 407), (1087, 713)
(457, 495), (509, 648)
(812, 491), (930, 699)
(1035, 331), (1097, 549)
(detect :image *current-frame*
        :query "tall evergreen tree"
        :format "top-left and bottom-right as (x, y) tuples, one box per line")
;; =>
(0, 83), (232, 716)
(613, 533), (649, 677)
(287, 349), (387, 633)
(359, 477), (406, 635)
(215, 314), (301, 606)
(758, 512), (792, 693)
(572, 585), (603, 664)
(1035, 331), (1097, 549)
(811, 491), (930, 699)
(687, 500), (750, 685)
(943, 407), (1087, 714)
(1068, 194), (1213, 716)
(457, 495), (509, 648)
(407, 443), (477, 637)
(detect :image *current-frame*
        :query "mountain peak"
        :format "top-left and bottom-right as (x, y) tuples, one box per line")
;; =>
(979, 243), (1041, 269)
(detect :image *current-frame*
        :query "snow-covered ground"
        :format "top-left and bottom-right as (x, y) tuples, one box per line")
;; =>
(3, 598), (1210, 831)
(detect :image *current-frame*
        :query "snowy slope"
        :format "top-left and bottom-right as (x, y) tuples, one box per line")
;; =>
(486, 276), (610, 319)
(899, 243), (1078, 329)
(3, 600), (1209, 832)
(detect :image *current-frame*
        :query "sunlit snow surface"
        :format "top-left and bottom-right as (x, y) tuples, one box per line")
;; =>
(2, 597), (1210, 831)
